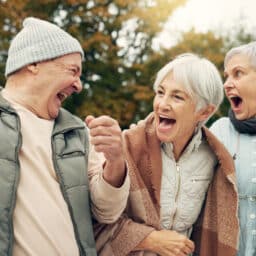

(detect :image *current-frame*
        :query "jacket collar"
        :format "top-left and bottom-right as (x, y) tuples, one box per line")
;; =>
(202, 127), (235, 177)
(0, 89), (17, 114)
(53, 108), (85, 135)
(143, 113), (236, 207)
(144, 112), (235, 177)
(162, 127), (202, 159)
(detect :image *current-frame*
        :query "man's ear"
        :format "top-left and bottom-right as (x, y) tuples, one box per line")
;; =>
(26, 63), (39, 74)
(197, 104), (216, 122)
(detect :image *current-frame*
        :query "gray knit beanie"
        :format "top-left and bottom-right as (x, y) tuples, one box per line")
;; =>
(5, 17), (84, 77)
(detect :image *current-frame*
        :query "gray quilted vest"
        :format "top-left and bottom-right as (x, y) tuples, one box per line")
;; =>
(0, 94), (97, 256)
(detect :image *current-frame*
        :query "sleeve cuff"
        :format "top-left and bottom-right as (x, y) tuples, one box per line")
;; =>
(97, 164), (130, 201)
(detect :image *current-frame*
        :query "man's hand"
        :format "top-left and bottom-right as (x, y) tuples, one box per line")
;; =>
(135, 230), (195, 256)
(85, 115), (126, 187)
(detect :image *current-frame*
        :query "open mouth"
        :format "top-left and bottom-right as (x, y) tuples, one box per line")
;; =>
(57, 92), (68, 102)
(230, 96), (242, 109)
(159, 116), (176, 127)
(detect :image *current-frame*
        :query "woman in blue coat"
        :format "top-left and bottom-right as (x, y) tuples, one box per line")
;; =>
(211, 41), (256, 256)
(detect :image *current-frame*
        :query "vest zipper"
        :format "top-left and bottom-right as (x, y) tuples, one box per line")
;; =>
(174, 163), (181, 203)
(51, 138), (84, 256)
(170, 162), (181, 229)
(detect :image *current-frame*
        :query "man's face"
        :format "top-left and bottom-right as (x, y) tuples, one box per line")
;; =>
(35, 53), (82, 119)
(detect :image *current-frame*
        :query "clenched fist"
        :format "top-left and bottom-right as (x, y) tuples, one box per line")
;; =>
(85, 115), (126, 187)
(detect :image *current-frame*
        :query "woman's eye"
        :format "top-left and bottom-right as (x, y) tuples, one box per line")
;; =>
(156, 90), (164, 96)
(234, 70), (242, 78)
(174, 95), (184, 100)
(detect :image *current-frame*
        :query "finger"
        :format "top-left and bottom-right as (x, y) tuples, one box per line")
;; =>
(87, 115), (118, 129)
(178, 240), (194, 254)
(172, 237), (194, 255)
(173, 247), (187, 256)
(157, 247), (176, 256)
(182, 245), (194, 255)
(89, 125), (121, 137)
(129, 123), (136, 129)
(177, 236), (194, 250)
(85, 115), (95, 127)
(90, 136), (121, 146)
(94, 146), (124, 161)
(185, 239), (195, 251)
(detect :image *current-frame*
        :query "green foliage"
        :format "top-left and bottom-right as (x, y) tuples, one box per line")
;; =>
(0, 0), (186, 128)
(1, 1), (256, 129)
(134, 30), (227, 126)
(131, 28), (256, 127)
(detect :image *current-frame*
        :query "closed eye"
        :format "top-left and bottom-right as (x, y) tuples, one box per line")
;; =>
(69, 68), (78, 75)
(173, 94), (184, 100)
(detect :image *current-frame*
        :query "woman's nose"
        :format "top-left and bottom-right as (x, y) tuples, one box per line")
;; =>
(159, 96), (171, 110)
(224, 77), (235, 89)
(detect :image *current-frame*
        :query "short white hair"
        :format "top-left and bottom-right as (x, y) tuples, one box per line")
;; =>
(153, 53), (224, 114)
(224, 41), (256, 69)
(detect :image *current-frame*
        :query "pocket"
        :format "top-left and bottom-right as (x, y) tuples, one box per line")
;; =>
(54, 132), (86, 157)
(182, 176), (211, 199)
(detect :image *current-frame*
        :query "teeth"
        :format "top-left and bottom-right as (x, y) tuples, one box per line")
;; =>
(159, 115), (170, 119)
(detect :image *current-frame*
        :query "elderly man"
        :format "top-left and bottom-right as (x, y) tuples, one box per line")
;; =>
(0, 17), (129, 256)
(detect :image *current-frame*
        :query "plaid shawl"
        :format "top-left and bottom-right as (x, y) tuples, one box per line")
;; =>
(94, 113), (239, 256)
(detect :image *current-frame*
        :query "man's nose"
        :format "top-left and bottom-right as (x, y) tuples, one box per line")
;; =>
(73, 77), (82, 93)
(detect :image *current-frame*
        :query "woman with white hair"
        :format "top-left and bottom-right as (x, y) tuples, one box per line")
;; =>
(94, 53), (239, 256)
(211, 42), (256, 256)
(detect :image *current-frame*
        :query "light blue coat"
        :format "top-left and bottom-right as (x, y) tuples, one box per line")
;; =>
(211, 117), (256, 256)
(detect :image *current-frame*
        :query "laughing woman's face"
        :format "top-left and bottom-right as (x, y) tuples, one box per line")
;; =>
(153, 72), (205, 147)
(224, 54), (256, 120)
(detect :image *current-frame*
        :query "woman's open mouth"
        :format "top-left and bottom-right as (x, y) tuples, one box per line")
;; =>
(229, 96), (243, 112)
(158, 116), (176, 131)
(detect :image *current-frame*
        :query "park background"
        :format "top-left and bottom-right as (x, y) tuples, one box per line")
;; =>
(1, 0), (256, 129)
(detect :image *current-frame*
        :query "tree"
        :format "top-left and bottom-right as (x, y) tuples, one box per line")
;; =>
(130, 29), (227, 126)
(134, 28), (256, 127)
(0, 0), (186, 128)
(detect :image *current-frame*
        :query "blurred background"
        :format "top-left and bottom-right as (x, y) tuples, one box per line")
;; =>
(1, 0), (256, 128)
